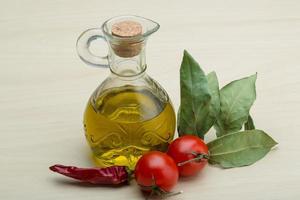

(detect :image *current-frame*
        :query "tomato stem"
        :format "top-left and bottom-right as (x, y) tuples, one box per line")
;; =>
(177, 152), (209, 166)
(142, 175), (182, 199)
(146, 187), (182, 199)
(161, 190), (183, 198)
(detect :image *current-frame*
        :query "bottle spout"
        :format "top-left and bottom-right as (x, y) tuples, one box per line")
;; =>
(102, 15), (160, 41)
(101, 15), (159, 58)
(141, 17), (160, 39)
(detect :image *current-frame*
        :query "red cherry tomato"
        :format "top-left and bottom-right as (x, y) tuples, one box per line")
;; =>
(167, 135), (209, 177)
(135, 151), (179, 192)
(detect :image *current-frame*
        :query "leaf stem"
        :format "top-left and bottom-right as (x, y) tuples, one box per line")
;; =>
(177, 152), (209, 166)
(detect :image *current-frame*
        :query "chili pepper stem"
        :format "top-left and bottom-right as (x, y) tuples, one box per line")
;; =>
(177, 153), (209, 167)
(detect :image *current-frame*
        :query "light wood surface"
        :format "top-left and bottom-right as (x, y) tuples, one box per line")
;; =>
(1, 0), (299, 199)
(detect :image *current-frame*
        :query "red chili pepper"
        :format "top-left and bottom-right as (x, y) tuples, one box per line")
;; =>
(49, 164), (128, 185)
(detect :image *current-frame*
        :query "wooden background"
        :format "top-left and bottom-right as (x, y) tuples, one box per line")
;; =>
(0, 0), (299, 199)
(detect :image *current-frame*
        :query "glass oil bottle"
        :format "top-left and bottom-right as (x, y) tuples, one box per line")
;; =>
(76, 15), (176, 170)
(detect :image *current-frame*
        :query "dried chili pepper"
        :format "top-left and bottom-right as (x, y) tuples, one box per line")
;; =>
(49, 164), (128, 185)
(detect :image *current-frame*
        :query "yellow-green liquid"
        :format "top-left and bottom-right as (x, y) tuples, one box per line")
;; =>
(84, 86), (175, 170)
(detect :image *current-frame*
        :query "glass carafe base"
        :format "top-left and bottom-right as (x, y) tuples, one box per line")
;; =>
(84, 86), (175, 170)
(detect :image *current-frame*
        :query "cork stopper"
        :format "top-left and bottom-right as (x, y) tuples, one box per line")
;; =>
(112, 21), (142, 37)
(111, 20), (143, 57)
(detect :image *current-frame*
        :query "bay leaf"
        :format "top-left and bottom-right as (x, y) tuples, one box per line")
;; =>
(198, 71), (220, 134)
(214, 74), (257, 136)
(177, 50), (211, 139)
(208, 130), (278, 168)
(244, 115), (255, 130)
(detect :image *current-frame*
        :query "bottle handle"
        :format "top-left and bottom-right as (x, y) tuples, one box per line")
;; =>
(76, 28), (109, 67)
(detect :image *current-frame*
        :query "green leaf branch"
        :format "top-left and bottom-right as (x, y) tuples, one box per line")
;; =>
(178, 50), (278, 168)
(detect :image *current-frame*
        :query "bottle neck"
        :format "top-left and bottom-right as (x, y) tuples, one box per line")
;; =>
(108, 42), (146, 77)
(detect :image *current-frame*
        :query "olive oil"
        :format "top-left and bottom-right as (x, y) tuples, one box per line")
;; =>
(84, 86), (175, 170)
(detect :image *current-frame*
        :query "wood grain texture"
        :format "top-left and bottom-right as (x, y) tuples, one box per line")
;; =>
(0, 0), (300, 199)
